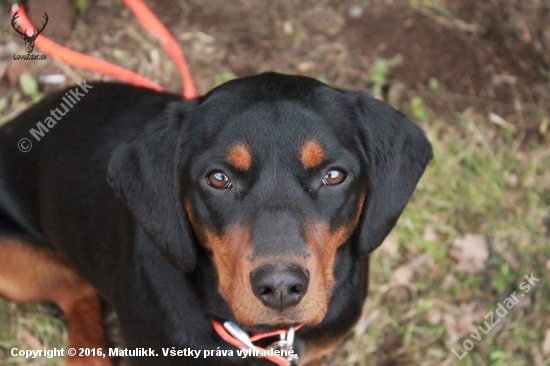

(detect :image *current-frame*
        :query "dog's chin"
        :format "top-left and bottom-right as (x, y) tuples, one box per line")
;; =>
(245, 318), (303, 328)
(210, 307), (322, 332)
(225, 298), (329, 329)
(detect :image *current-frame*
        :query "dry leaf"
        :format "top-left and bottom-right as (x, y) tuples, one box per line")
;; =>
(443, 313), (460, 342)
(444, 303), (480, 342)
(452, 234), (489, 273)
(491, 237), (520, 270)
(423, 226), (438, 242)
(530, 347), (545, 366)
(393, 265), (414, 284)
(441, 274), (456, 290)
(7, 61), (25, 87)
(456, 303), (480, 334)
(381, 233), (399, 259)
(0, 61), (9, 80)
(489, 112), (517, 133)
(354, 309), (381, 337)
(23, 331), (43, 350)
(542, 329), (550, 355)
(427, 307), (443, 325)
(539, 117), (549, 136)
(392, 253), (430, 284)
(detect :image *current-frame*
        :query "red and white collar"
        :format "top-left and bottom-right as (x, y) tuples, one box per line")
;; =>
(211, 319), (304, 365)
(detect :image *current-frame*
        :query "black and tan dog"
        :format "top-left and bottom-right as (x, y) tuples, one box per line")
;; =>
(0, 73), (432, 365)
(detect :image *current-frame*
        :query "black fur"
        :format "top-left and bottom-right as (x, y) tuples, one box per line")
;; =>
(0, 73), (432, 365)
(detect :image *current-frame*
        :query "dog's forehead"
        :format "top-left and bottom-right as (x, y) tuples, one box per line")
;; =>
(189, 74), (361, 170)
(204, 95), (350, 150)
(202, 73), (344, 126)
(212, 101), (338, 168)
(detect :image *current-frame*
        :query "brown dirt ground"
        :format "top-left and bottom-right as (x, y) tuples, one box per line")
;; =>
(0, 0), (549, 365)
(1, 0), (549, 136)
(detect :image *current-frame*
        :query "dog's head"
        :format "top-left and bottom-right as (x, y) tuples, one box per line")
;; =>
(108, 73), (432, 327)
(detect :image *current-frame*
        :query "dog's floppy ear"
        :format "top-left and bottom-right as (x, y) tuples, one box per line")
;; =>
(108, 100), (198, 272)
(351, 92), (433, 255)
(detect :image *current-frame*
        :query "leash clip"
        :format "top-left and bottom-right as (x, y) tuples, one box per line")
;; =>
(222, 321), (300, 365)
(267, 325), (299, 365)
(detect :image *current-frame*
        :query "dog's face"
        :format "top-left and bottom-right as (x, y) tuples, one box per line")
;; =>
(181, 84), (368, 326)
(109, 73), (432, 327)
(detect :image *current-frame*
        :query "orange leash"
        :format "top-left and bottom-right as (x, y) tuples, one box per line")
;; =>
(120, 0), (197, 99)
(10, 1), (197, 99)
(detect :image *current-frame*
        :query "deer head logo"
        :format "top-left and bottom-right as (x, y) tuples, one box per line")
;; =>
(11, 11), (49, 54)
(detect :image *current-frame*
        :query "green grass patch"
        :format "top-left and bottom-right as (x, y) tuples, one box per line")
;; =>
(347, 109), (550, 365)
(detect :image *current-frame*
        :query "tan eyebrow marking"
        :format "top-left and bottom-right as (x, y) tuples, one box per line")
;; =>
(227, 143), (252, 171)
(300, 140), (325, 169)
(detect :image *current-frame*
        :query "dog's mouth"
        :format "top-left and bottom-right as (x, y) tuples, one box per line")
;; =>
(243, 315), (307, 330)
(197, 226), (338, 327)
(222, 291), (329, 328)
(208, 290), (319, 330)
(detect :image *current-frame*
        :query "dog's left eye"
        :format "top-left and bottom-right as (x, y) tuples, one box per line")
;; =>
(322, 169), (346, 186)
(206, 171), (233, 189)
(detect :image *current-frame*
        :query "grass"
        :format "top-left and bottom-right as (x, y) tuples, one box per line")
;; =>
(0, 302), (67, 365)
(329, 104), (550, 365)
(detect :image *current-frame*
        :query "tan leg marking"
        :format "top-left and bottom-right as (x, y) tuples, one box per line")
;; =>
(0, 238), (111, 366)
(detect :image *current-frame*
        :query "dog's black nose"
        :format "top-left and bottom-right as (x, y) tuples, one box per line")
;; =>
(250, 263), (309, 310)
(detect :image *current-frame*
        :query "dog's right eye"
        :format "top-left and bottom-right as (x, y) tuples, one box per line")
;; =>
(322, 169), (346, 186)
(206, 171), (233, 189)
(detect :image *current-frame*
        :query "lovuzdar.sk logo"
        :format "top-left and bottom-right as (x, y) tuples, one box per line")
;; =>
(11, 10), (48, 60)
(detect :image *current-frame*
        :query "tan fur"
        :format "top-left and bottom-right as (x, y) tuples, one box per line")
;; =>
(300, 140), (325, 169)
(227, 143), (252, 171)
(185, 191), (365, 328)
(0, 238), (111, 366)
